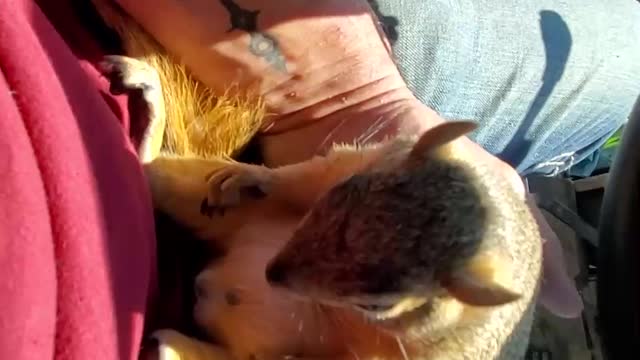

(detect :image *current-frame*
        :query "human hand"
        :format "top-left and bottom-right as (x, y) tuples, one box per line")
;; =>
(526, 195), (584, 318)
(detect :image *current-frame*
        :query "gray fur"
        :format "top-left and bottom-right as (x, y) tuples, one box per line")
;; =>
(267, 135), (542, 359)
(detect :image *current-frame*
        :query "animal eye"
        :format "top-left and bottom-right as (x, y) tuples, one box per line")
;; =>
(354, 303), (395, 312)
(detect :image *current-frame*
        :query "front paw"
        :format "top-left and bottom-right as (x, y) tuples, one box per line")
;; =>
(142, 329), (195, 360)
(200, 163), (274, 217)
(99, 55), (161, 95)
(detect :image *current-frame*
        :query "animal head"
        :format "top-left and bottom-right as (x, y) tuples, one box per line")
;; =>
(265, 121), (522, 323)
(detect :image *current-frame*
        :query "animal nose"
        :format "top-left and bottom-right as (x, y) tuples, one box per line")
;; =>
(265, 261), (289, 286)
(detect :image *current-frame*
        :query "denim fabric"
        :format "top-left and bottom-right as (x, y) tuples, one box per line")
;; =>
(373, 0), (640, 176)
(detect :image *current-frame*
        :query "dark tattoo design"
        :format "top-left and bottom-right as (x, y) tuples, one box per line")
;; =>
(219, 0), (287, 72)
(220, 0), (260, 32)
(366, 0), (400, 45)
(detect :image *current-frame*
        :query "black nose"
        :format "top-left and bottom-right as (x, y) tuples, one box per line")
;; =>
(265, 261), (289, 285)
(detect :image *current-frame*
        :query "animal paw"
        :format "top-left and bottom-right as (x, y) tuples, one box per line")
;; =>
(144, 329), (197, 360)
(144, 329), (231, 360)
(201, 163), (274, 217)
(99, 55), (161, 95)
(99, 55), (165, 162)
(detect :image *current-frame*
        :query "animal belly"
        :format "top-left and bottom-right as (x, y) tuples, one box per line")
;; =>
(193, 216), (343, 359)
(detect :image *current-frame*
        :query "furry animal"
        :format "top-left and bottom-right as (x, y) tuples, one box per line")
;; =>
(138, 116), (543, 360)
(91, 1), (542, 359)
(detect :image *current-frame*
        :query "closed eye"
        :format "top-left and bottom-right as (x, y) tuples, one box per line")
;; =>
(354, 303), (395, 312)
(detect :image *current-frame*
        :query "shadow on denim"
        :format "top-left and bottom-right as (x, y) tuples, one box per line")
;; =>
(367, 0), (400, 45)
(499, 10), (572, 168)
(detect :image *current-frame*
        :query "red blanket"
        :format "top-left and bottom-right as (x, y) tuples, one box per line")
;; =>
(0, 1), (156, 359)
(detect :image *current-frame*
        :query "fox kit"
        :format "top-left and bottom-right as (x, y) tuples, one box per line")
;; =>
(91, 1), (542, 359)
(99, 56), (542, 359)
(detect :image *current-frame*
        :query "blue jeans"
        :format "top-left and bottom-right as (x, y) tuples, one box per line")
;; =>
(373, 0), (640, 176)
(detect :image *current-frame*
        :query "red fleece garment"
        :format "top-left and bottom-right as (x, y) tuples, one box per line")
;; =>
(0, 1), (156, 359)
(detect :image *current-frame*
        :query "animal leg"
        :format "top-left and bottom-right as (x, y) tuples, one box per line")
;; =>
(201, 159), (331, 214)
(98, 56), (226, 235)
(203, 146), (380, 213)
(99, 55), (166, 162)
(202, 162), (275, 213)
(143, 155), (243, 237)
(147, 329), (234, 360)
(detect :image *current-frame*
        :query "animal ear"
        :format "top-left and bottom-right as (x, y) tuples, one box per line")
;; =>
(440, 251), (522, 307)
(408, 120), (477, 161)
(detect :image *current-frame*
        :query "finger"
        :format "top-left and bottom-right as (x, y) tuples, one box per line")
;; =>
(539, 233), (584, 318)
(526, 195), (584, 318)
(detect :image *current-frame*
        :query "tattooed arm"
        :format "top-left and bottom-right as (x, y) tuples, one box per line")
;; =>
(113, 0), (520, 195)
(112, 1), (430, 158)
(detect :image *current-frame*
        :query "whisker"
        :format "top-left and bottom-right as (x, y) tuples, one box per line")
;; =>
(316, 115), (351, 154)
(356, 116), (389, 146)
(347, 346), (362, 360)
(312, 303), (326, 343)
(396, 336), (410, 360)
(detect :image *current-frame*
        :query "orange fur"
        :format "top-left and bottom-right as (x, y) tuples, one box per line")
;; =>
(148, 137), (540, 359)
(91, 0), (265, 159)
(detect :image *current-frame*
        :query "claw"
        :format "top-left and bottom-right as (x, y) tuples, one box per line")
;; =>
(201, 164), (273, 218)
(200, 198), (226, 218)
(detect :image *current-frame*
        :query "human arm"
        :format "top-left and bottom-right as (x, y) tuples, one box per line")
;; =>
(110, 0), (448, 162)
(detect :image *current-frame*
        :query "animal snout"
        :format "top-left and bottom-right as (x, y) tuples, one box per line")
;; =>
(265, 260), (289, 286)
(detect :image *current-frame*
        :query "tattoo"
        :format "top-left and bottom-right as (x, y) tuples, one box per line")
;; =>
(219, 0), (288, 72)
(220, 0), (259, 32)
(249, 33), (287, 72)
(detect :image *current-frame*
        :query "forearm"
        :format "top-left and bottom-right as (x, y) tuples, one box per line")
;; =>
(114, 1), (392, 113)
(113, 0), (456, 166)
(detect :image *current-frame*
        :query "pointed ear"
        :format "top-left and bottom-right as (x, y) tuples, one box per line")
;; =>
(440, 251), (522, 307)
(408, 120), (477, 161)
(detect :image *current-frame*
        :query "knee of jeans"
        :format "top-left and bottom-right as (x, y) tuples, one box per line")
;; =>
(523, 119), (628, 177)
(511, 47), (639, 176)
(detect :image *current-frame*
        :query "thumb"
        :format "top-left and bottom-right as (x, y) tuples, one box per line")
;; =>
(526, 195), (584, 318)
